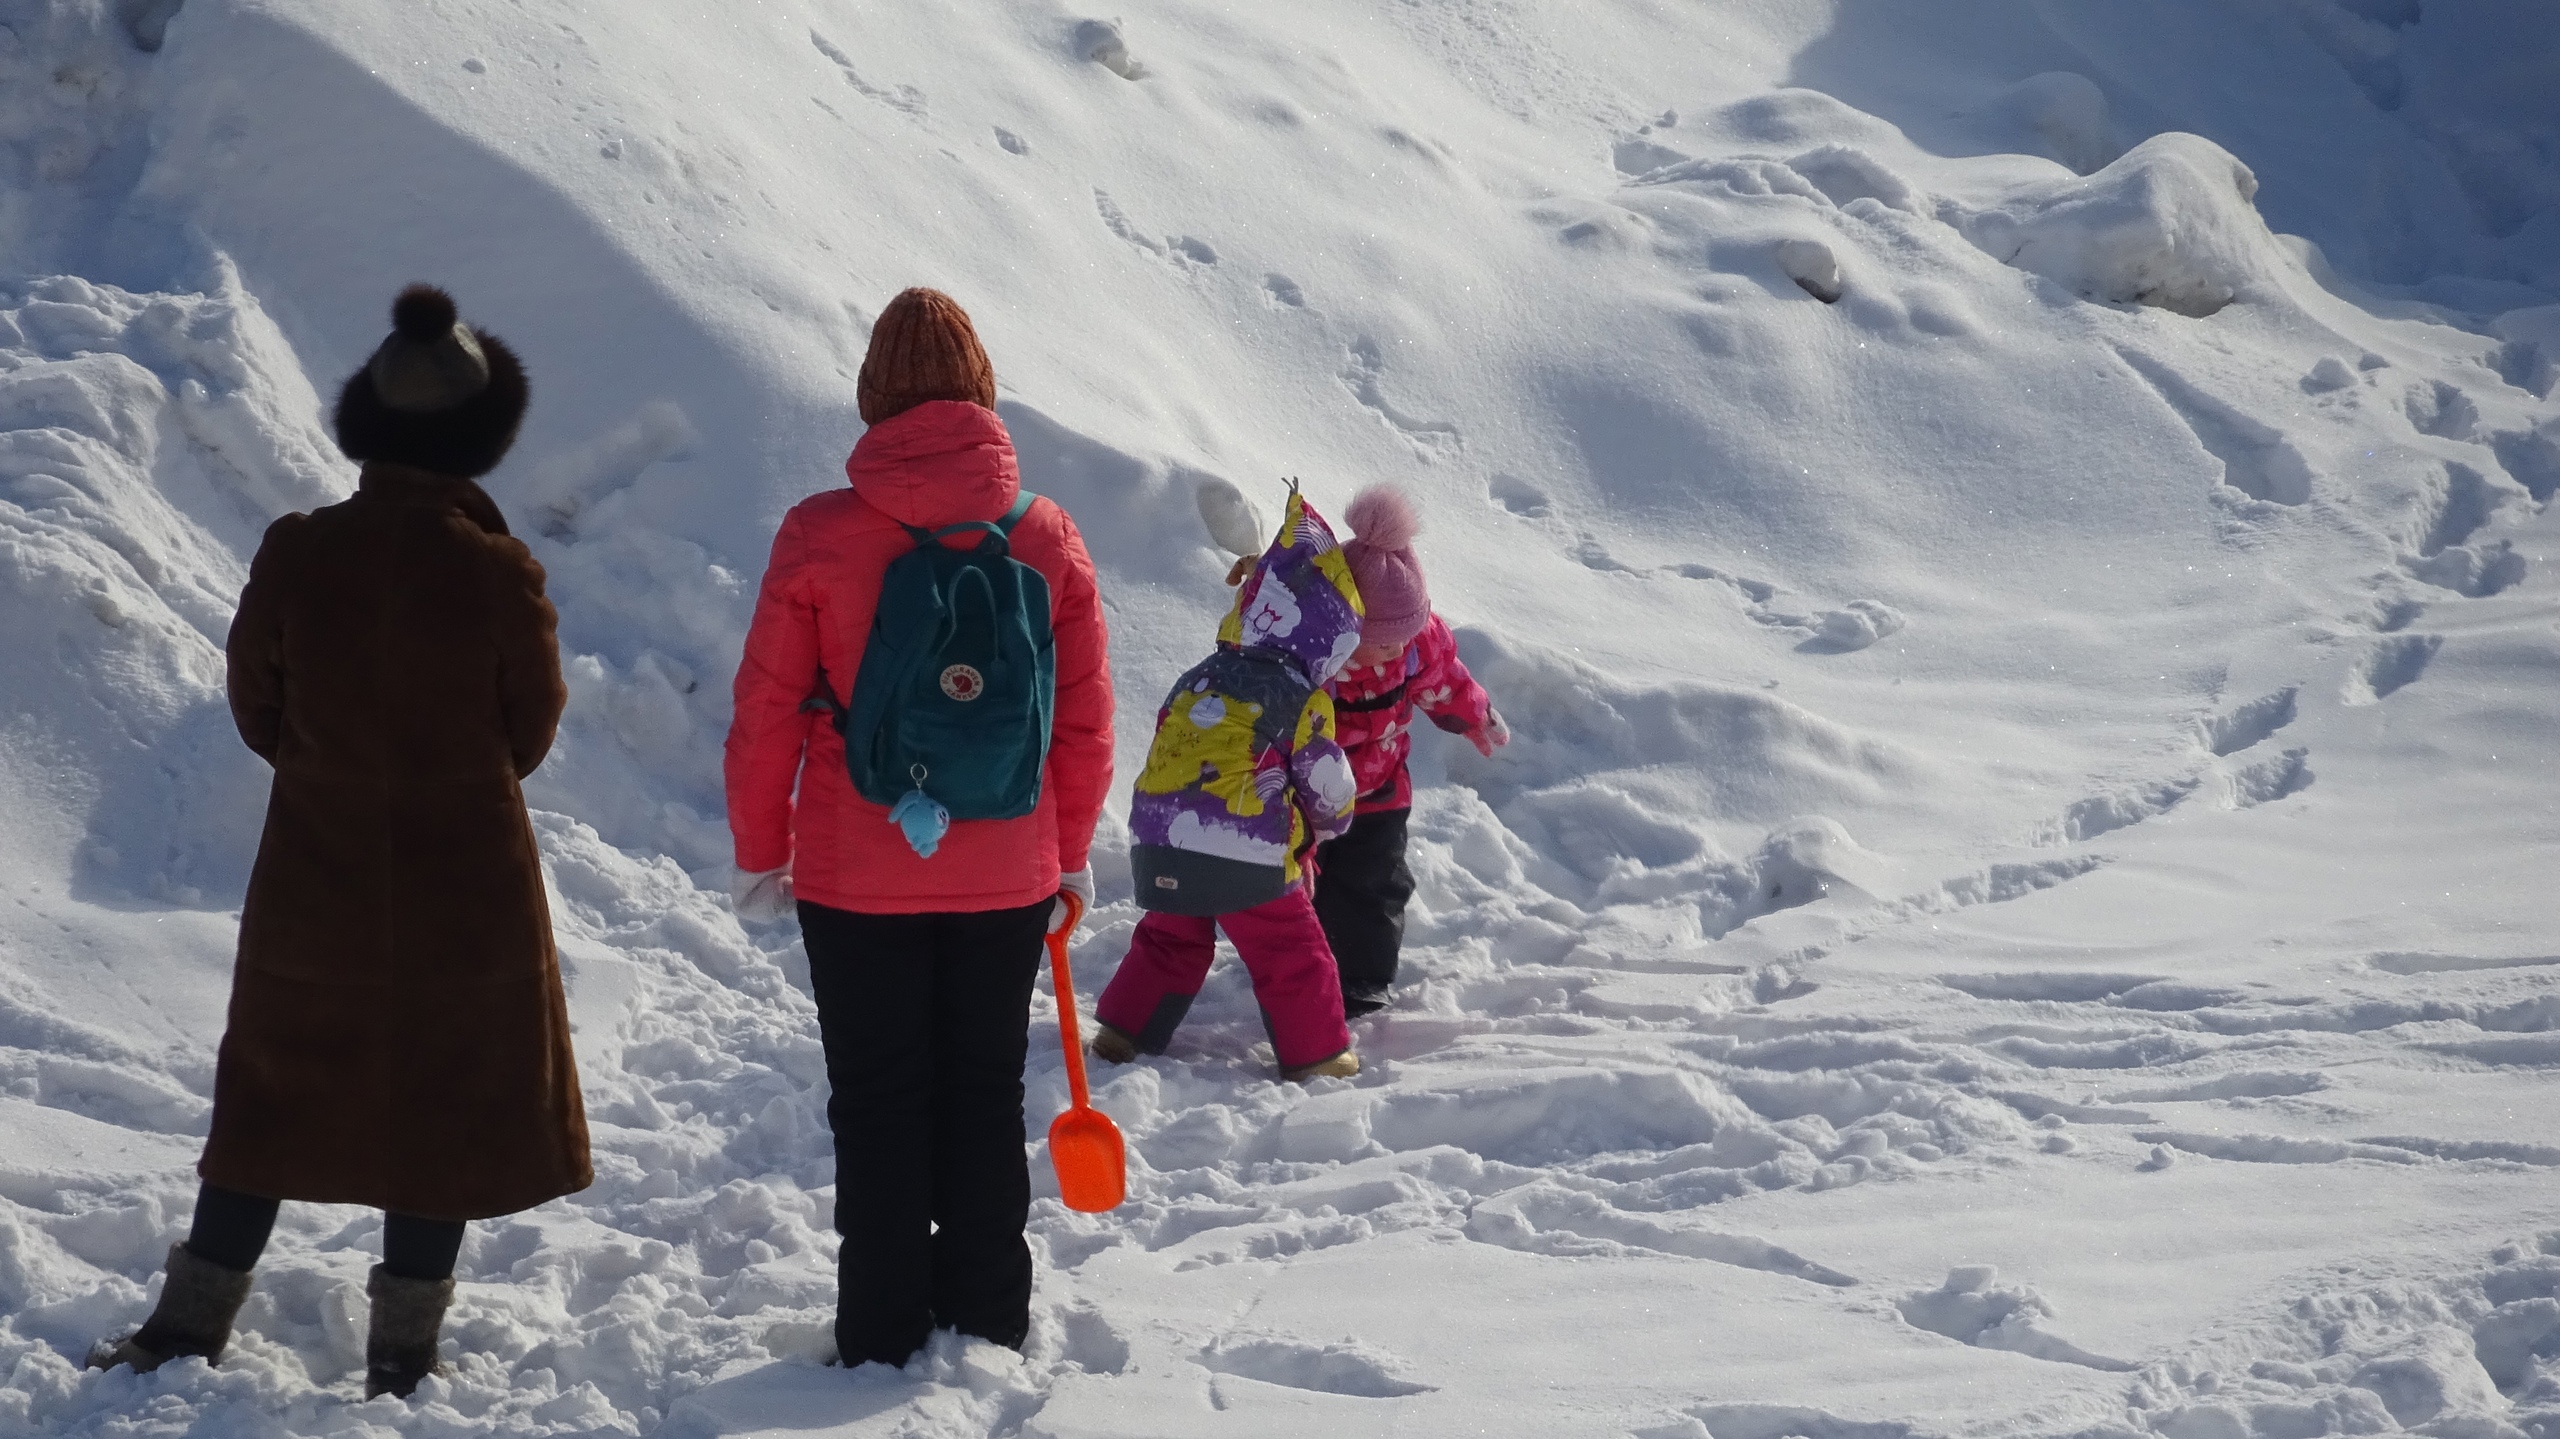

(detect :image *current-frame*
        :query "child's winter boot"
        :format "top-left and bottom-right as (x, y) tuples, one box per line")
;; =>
(1282, 1049), (1360, 1083)
(364, 1266), (455, 1399)
(1090, 1022), (1138, 1065)
(89, 1242), (256, 1373)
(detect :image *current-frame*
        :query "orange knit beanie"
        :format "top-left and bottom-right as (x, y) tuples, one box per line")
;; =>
(856, 288), (997, 424)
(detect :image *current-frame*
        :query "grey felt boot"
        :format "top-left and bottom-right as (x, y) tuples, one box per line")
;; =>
(90, 1243), (255, 1373)
(363, 1265), (455, 1400)
(1089, 1022), (1138, 1065)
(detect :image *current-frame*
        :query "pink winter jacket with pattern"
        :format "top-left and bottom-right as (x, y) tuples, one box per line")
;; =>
(1325, 615), (1492, 814)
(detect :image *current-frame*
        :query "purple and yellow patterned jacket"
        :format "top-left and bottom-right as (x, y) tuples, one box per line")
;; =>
(1128, 491), (1364, 916)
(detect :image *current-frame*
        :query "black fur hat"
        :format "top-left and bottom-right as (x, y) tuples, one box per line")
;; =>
(334, 285), (529, 479)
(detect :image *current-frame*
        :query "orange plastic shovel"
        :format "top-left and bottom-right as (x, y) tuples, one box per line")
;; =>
(1044, 890), (1126, 1212)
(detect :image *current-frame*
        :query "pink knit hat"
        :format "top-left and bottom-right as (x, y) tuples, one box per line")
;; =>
(1341, 486), (1430, 648)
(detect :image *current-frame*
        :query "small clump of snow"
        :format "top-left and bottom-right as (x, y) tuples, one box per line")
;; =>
(1773, 237), (1843, 303)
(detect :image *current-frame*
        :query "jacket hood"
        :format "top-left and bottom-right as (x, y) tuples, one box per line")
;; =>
(1217, 488), (1365, 683)
(844, 400), (1018, 528)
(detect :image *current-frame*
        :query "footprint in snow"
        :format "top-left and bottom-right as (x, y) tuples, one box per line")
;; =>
(1056, 1303), (1130, 1375)
(2224, 746), (2311, 808)
(2044, 774), (2199, 843)
(808, 30), (926, 118)
(2368, 951), (2560, 975)
(1664, 563), (1904, 651)
(2404, 378), (2481, 441)
(2199, 686), (2298, 756)
(1939, 971), (2172, 1004)
(1488, 472), (1551, 517)
(1671, 1406), (1917, 1439)
(1093, 190), (1219, 268)
(1197, 1334), (1432, 1398)
(1885, 856), (2102, 920)
(2400, 461), (2527, 597)
(1897, 1267), (2135, 1371)
(1073, 18), (1146, 80)
(2369, 596), (2427, 631)
(2114, 348), (2315, 508)
(2342, 633), (2439, 705)
(1340, 338), (1460, 460)
(2106, 1071), (2328, 1103)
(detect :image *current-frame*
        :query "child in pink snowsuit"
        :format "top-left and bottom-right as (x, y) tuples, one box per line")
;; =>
(1092, 489), (1366, 1080)
(1321, 486), (1506, 1016)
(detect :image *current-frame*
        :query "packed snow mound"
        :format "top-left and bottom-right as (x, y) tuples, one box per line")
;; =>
(1984, 71), (2119, 177)
(0, 272), (346, 905)
(1949, 133), (2280, 318)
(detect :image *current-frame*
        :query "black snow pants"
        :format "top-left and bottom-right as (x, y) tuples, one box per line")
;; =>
(800, 898), (1049, 1368)
(1313, 807), (1415, 1017)
(186, 1182), (465, 1280)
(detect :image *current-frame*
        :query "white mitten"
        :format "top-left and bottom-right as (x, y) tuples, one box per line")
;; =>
(1470, 709), (1511, 757)
(1051, 867), (1095, 934)
(1196, 479), (1268, 558)
(731, 866), (795, 924)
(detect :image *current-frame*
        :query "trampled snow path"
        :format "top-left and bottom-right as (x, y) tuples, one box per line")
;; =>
(4, 1), (2559, 1436)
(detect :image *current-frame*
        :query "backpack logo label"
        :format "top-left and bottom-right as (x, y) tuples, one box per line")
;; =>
(1155, 876), (1180, 889)
(939, 664), (985, 702)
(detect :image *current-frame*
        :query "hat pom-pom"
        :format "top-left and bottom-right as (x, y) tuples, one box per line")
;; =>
(390, 284), (459, 340)
(1344, 485), (1421, 550)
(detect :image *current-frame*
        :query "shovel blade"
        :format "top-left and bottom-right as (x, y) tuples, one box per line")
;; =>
(1048, 1106), (1126, 1213)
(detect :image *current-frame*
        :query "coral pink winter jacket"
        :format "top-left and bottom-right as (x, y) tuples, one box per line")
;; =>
(1328, 615), (1492, 814)
(725, 401), (1113, 914)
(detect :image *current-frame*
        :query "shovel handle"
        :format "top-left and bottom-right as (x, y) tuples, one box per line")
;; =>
(1048, 888), (1092, 1110)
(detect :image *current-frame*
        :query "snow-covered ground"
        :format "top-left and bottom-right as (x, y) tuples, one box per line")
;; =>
(3, 1), (2557, 1435)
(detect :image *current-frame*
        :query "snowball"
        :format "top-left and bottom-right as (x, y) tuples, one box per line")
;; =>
(1195, 477), (1267, 556)
(1774, 238), (1843, 303)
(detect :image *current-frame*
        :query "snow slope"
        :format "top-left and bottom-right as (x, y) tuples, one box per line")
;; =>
(3, 1), (2557, 1435)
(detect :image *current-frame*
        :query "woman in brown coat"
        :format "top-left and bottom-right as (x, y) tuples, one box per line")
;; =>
(94, 286), (589, 1400)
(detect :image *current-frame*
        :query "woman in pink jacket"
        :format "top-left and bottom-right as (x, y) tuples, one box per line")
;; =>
(723, 289), (1112, 1368)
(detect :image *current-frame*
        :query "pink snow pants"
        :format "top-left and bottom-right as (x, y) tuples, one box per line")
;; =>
(1094, 887), (1352, 1071)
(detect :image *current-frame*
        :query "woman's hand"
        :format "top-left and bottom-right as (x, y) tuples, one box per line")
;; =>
(1051, 867), (1094, 934)
(731, 866), (795, 924)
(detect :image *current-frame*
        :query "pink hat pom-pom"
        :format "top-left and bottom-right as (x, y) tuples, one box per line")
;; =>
(1344, 485), (1422, 551)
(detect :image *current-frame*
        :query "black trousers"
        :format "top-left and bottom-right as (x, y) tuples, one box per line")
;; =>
(186, 1181), (465, 1281)
(800, 897), (1049, 1367)
(1313, 808), (1415, 1015)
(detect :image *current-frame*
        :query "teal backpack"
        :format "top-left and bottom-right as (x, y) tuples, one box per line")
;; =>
(826, 491), (1057, 824)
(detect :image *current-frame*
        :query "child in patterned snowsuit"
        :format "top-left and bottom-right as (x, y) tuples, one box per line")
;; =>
(1092, 489), (1366, 1080)
(1320, 486), (1506, 1016)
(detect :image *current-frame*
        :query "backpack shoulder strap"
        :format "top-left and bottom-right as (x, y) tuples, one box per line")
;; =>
(909, 492), (1038, 548)
(994, 490), (1037, 534)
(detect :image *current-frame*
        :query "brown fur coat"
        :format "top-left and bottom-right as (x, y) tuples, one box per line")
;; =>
(203, 462), (590, 1220)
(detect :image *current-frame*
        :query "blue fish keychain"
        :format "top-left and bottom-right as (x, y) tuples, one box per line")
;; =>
(888, 765), (950, 858)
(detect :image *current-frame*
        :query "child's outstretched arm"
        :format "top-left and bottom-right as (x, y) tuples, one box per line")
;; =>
(1409, 616), (1504, 754)
(1287, 691), (1360, 847)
